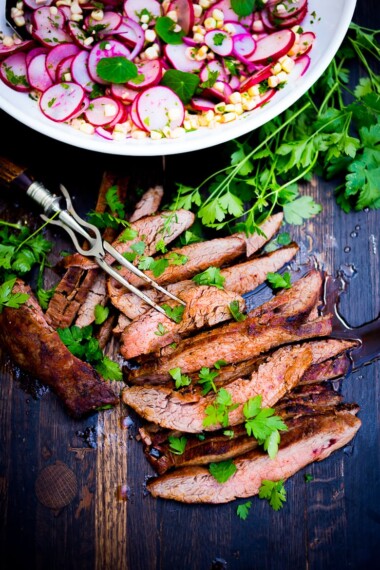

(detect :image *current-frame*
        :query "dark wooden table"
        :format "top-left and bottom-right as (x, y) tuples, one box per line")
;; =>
(1, 2), (379, 568)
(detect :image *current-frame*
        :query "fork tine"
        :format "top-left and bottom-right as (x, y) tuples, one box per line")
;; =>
(103, 241), (186, 306)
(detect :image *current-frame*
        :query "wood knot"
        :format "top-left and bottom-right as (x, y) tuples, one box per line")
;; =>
(35, 461), (78, 509)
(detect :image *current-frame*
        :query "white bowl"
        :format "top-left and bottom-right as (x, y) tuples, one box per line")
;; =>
(0, 0), (356, 156)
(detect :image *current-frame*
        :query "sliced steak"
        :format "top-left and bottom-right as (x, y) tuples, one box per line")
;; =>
(75, 272), (107, 328)
(121, 287), (245, 359)
(147, 408), (361, 503)
(300, 353), (351, 385)
(127, 270), (327, 381)
(0, 280), (118, 417)
(108, 214), (286, 317)
(122, 343), (313, 433)
(129, 185), (164, 222)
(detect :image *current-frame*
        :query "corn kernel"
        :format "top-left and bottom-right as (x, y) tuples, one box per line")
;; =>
(281, 57), (295, 73)
(112, 131), (126, 141)
(14, 15), (26, 26)
(214, 102), (226, 114)
(170, 127), (185, 138)
(276, 71), (288, 83)
(268, 75), (280, 88)
(224, 103), (235, 112)
(204, 17), (217, 31)
(223, 23), (236, 34)
(193, 4), (203, 18)
(247, 85), (260, 97)
(70, 1), (82, 14)
(212, 8), (224, 21)
(80, 123), (95, 135)
(199, 0), (211, 8)
(242, 98), (257, 111)
(193, 32), (205, 43)
(2, 36), (14, 47)
(131, 130), (148, 139)
(145, 29), (156, 43)
(272, 63), (282, 75)
(166, 10), (178, 22)
(84, 36), (94, 46)
(140, 13), (150, 24)
(252, 20), (264, 33)
(229, 91), (242, 104)
(90, 9), (104, 21)
(71, 13), (83, 22)
(150, 130), (163, 140)
(221, 112), (237, 123)
(234, 103), (244, 115)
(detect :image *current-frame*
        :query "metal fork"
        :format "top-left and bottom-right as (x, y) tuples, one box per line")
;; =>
(0, 157), (186, 318)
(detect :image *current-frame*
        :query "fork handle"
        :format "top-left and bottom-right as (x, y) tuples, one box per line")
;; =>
(0, 156), (35, 193)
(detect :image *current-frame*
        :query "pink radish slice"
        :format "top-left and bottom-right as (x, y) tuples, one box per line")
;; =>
(95, 126), (115, 140)
(223, 21), (248, 35)
(182, 36), (197, 47)
(0, 40), (35, 59)
(56, 55), (76, 82)
(116, 18), (145, 60)
(85, 96), (120, 125)
(261, 9), (279, 32)
(247, 29), (296, 63)
(296, 32), (315, 56)
(111, 83), (139, 101)
(87, 40), (131, 84)
(256, 88), (275, 108)
(24, 0), (54, 7)
(59, 5), (71, 20)
(27, 53), (53, 91)
(68, 96), (90, 120)
(108, 101), (128, 127)
(32, 6), (66, 30)
(291, 54), (311, 80)
(204, 30), (233, 57)
(167, 0), (195, 35)
(239, 64), (272, 91)
(232, 33), (256, 59)
(200, 60), (228, 83)
(25, 46), (47, 66)
(45, 43), (81, 82)
(126, 58), (162, 88)
(67, 22), (92, 50)
(229, 75), (240, 90)
(203, 81), (233, 102)
(164, 43), (203, 73)
(123, 0), (162, 23)
(269, 6), (307, 29)
(71, 51), (95, 92)
(130, 95), (145, 129)
(136, 86), (184, 132)
(85, 11), (122, 34)
(32, 27), (72, 47)
(40, 82), (85, 121)
(190, 97), (215, 112)
(0, 52), (30, 92)
(269, 0), (307, 19)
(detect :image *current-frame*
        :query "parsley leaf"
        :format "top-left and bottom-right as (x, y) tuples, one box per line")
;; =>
(192, 266), (225, 289)
(198, 366), (219, 395)
(168, 435), (187, 455)
(209, 459), (237, 483)
(0, 278), (29, 313)
(95, 356), (123, 381)
(236, 501), (252, 520)
(258, 479), (287, 511)
(154, 322), (168, 336)
(119, 227), (138, 242)
(161, 69), (200, 104)
(266, 271), (292, 290)
(161, 303), (185, 323)
(169, 367), (192, 389)
(283, 196), (323, 225)
(94, 304), (109, 325)
(105, 185), (125, 218)
(229, 300), (247, 322)
(203, 388), (239, 428)
(243, 395), (288, 458)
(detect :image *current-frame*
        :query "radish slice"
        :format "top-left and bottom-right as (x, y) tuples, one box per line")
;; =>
(0, 40), (35, 59)
(261, 8), (279, 32)
(27, 52), (53, 91)
(68, 96), (90, 120)
(229, 75), (240, 90)
(136, 86), (184, 131)
(203, 81), (233, 102)
(86, 11), (122, 34)
(291, 54), (311, 80)
(45, 44), (81, 82)
(124, 0), (162, 23)
(0, 52), (30, 92)
(24, 0), (53, 8)
(130, 95), (145, 129)
(126, 58), (162, 88)
(248, 29), (296, 63)
(204, 30), (233, 57)
(95, 126), (115, 140)
(88, 40), (131, 84)
(67, 22), (92, 50)
(111, 83), (139, 101)
(239, 64), (272, 91)
(256, 88), (276, 108)
(108, 101), (128, 127)
(40, 82), (85, 122)
(85, 96), (120, 126)
(205, 0), (253, 27)
(167, 0), (195, 35)
(164, 43), (203, 73)
(32, 27), (72, 47)
(190, 97), (215, 112)
(71, 51), (95, 92)
(297, 32), (315, 56)
(56, 55), (75, 82)
(31, 6), (65, 30)
(25, 46), (47, 66)
(232, 34), (256, 59)
(223, 21), (248, 36)
(117, 18), (145, 60)
(269, 0), (307, 19)
(269, 6), (307, 29)
(200, 60), (228, 83)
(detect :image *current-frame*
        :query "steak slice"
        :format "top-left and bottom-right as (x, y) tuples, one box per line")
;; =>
(122, 343), (313, 433)
(0, 280), (118, 417)
(120, 244), (299, 358)
(108, 215), (286, 318)
(129, 185), (164, 222)
(147, 408), (361, 503)
(300, 353), (351, 385)
(120, 287), (245, 359)
(75, 272), (107, 328)
(127, 270), (327, 382)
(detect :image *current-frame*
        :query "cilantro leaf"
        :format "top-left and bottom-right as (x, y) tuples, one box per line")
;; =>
(119, 227), (138, 242)
(203, 388), (239, 428)
(0, 278), (29, 313)
(154, 322), (168, 336)
(209, 459), (237, 483)
(243, 396), (287, 458)
(229, 300), (247, 322)
(266, 271), (291, 290)
(169, 367), (191, 389)
(283, 196), (322, 225)
(96, 56), (138, 83)
(192, 266), (225, 289)
(168, 435), (187, 455)
(94, 304), (109, 325)
(105, 185), (125, 218)
(155, 16), (185, 44)
(236, 501), (252, 520)
(258, 479), (287, 511)
(161, 69), (200, 104)
(95, 356), (123, 381)
(198, 366), (219, 395)
(161, 303), (185, 323)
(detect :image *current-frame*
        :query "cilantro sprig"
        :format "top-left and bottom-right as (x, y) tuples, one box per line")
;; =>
(169, 367), (191, 389)
(203, 388), (239, 428)
(243, 395), (288, 459)
(0, 278), (29, 313)
(236, 501), (252, 520)
(258, 479), (287, 511)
